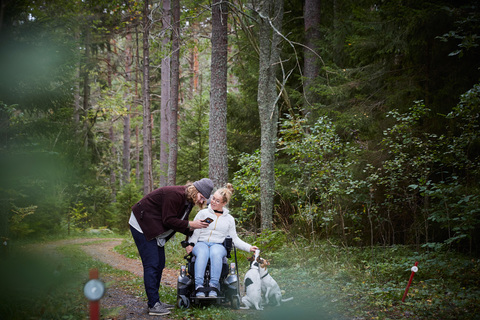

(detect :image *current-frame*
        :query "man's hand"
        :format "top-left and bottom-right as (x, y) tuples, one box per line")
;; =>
(185, 245), (193, 254)
(189, 219), (209, 230)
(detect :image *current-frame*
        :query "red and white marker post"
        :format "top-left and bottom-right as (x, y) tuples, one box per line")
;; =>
(84, 268), (105, 320)
(402, 261), (419, 302)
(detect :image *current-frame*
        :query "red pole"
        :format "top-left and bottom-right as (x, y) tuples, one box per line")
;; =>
(402, 261), (418, 302)
(89, 269), (100, 320)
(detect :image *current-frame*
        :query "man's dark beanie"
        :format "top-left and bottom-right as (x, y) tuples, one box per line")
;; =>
(193, 178), (214, 199)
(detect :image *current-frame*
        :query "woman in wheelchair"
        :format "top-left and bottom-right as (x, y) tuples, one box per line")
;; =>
(185, 183), (258, 298)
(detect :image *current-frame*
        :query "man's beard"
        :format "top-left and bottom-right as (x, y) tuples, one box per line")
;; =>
(195, 199), (206, 209)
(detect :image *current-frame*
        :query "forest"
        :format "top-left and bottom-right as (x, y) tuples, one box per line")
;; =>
(2, 0), (479, 253)
(1, 0), (480, 319)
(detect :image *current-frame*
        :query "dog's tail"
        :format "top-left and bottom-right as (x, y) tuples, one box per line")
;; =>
(281, 297), (294, 302)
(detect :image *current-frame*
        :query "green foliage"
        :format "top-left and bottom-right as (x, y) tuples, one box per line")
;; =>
(231, 150), (261, 227)
(9, 204), (37, 237)
(277, 115), (362, 241)
(112, 182), (143, 233)
(366, 92), (480, 250)
(176, 95), (210, 184)
(66, 201), (89, 233)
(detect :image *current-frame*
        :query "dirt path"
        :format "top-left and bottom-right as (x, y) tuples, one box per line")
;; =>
(38, 238), (176, 320)
(79, 239), (178, 287)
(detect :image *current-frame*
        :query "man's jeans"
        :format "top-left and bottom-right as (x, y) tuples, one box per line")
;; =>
(192, 242), (227, 289)
(130, 225), (165, 308)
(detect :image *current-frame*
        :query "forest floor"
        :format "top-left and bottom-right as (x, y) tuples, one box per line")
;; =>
(32, 238), (176, 320)
(34, 238), (324, 320)
(21, 236), (477, 320)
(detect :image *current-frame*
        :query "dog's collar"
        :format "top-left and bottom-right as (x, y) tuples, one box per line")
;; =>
(261, 271), (269, 279)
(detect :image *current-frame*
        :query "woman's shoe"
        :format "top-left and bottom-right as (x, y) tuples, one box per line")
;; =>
(208, 283), (218, 297)
(196, 285), (205, 297)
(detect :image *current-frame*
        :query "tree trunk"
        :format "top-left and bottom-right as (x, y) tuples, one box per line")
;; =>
(257, 0), (283, 230)
(107, 37), (117, 194)
(74, 31), (81, 128)
(191, 21), (200, 98)
(209, 0), (229, 188)
(123, 31), (133, 184)
(303, 0), (321, 119)
(82, 22), (91, 152)
(135, 25), (141, 184)
(168, 0), (180, 185)
(142, 0), (153, 194)
(159, 0), (171, 187)
(135, 125), (140, 183)
(109, 125), (117, 192)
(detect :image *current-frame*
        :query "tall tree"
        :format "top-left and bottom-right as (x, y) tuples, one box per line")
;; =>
(142, 0), (153, 194)
(167, 0), (180, 185)
(123, 30), (133, 184)
(303, 0), (321, 119)
(257, 0), (283, 230)
(209, 0), (229, 187)
(159, 0), (171, 187)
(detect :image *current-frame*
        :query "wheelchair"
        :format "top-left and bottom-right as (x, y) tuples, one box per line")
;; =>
(176, 236), (241, 309)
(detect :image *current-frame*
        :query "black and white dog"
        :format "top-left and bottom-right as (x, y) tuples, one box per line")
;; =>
(240, 254), (263, 310)
(257, 257), (294, 306)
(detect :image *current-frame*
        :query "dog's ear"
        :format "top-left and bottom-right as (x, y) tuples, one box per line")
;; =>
(247, 256), (254, 262)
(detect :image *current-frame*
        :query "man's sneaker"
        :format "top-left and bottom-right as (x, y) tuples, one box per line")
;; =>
(196, 286), (205, 297)
(148, 302), (171, 316)
(160, 301), (174, 309)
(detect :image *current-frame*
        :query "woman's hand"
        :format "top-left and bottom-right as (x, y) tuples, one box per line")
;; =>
(189, 219), (209, 230)
(186, 245), (193, 254)
(250, 246), (259, 252)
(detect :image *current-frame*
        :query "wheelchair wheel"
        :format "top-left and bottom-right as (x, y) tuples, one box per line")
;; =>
(177, 295), (190, 309)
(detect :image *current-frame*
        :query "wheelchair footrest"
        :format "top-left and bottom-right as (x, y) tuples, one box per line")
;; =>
(191, 296), (224, 305)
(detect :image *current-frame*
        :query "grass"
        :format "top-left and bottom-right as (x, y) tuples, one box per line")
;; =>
(0, 234), (138, 320)
(100, 231), (480, 319)
(245, 236), (480, 320)
(2, 232), (479, 320)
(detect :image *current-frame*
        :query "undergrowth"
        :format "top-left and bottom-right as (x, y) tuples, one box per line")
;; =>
(3, 232), (479, 320)
(114, 230), (480, 319)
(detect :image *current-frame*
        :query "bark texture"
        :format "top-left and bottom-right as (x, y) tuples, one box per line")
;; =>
(209, 0), (229, 188)
(303, 0), (321, 119)
(123, 31), (132, 184)
(167, 0), (180, 185)
(257, 0), (283, 230)
(142, 0), (153, 194)
(159, 0), (171, 187)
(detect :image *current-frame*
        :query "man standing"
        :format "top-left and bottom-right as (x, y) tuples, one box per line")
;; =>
(129, 178), (213, 316)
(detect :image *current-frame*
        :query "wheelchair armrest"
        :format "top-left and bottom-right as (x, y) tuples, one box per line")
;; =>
(181, 240), (195, 248)
(223, 236), (233, 258)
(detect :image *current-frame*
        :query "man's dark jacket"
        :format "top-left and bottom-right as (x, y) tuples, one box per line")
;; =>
(132, 185), (193, 241)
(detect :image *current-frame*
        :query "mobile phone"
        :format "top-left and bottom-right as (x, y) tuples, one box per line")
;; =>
(203, 217), (214, 224)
